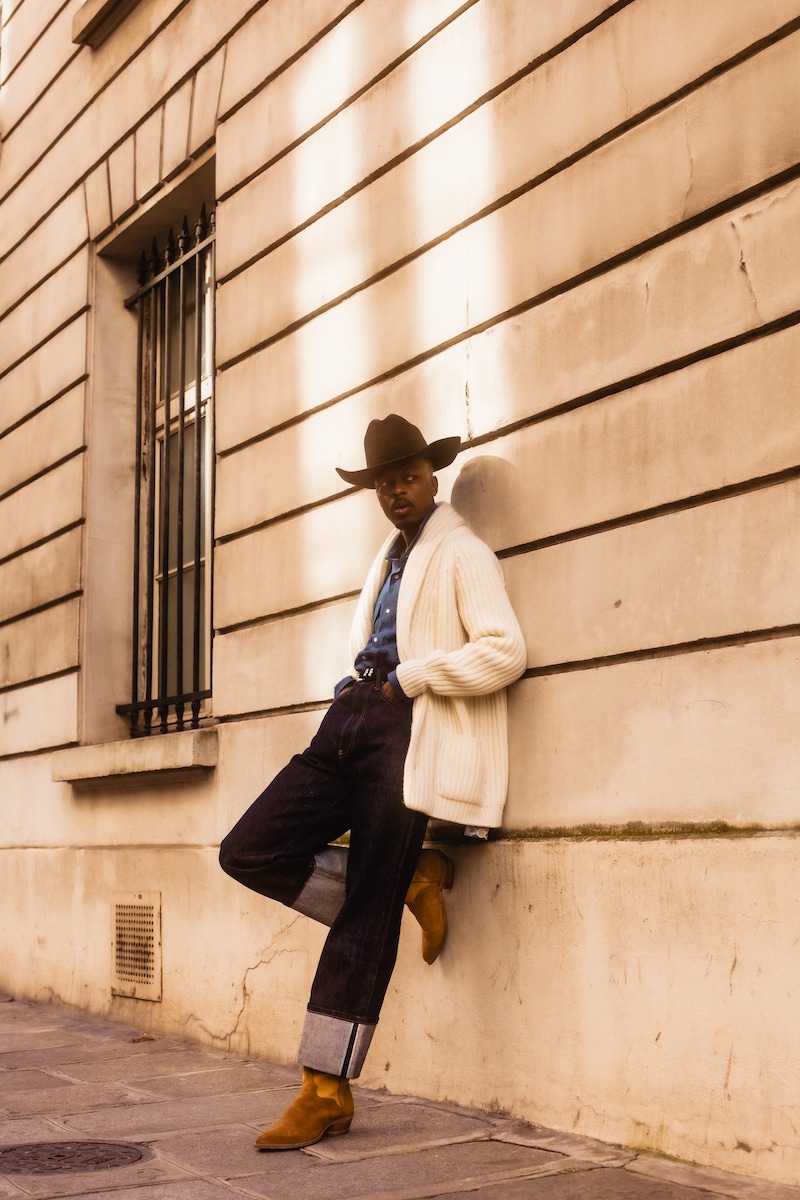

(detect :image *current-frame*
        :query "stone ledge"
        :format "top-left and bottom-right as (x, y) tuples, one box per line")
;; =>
(72, 0), (140, 48)
(52, 728), (218, 790)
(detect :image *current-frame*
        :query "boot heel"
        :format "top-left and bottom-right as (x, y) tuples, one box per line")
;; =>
(327, 1115), (353, 1136)
(440, 854), (454, 890)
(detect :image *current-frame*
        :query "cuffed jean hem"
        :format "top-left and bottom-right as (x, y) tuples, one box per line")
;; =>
(291, 845), (348, 926)
(298, 1010), (376, 1079)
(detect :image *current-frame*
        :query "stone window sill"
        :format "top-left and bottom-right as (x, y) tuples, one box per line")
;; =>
(72, 0), (140, 48)
(52, 728), (217, 790)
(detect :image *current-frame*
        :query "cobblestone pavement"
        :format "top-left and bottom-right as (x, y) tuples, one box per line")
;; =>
(0, 995), (796, 1199)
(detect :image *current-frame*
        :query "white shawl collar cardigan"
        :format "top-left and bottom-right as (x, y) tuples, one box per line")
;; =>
(346, 503), (527, 827)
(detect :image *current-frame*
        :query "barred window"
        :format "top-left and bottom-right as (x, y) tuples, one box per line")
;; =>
(117, 206), (215, 736)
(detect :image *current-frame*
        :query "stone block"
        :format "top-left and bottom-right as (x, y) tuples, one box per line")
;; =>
(218, 0), (800, 274)
(0, 189), (87, 319)
(303, 1103), (500, 1163)
(222, 1), (800, 342)
(162, 79), (193, 181)
(62, 1087), (296, 1140)
(0, 316), (87, 437)
(0, 386), (85, 498)
(188, 48), (224, 157)
(214, 322), (467, 459)
(218, 0), (356, 117)
(108, 134), (136, 223)
(0, 252), (89, 377)
(0, 0), (254, 249)
(503, 478), (800, 669)
(0, 741), (217, 850)
(0, 598), (80, 690)
(0, 455), (84, 561)
(236, 1141), (561, 1196)
(363, 836), (800, 1182)
(217, 0), (475, 195)
(214, 491), (380, 630)
(212, 598), (355, 715)
(463, 322), (800, 554)
(135, 107), (163, 202)
(505, 636), (800, 829)
(214, 709), (322, 837)
(0, 673), (78, 756)
(0, 2), (77, 130)
(0, 0), (48, 81)
(223, 257), (800, 549)
(218, 33), (800, 416)
(0, 527), (82, 625)
(214, 383), (466, 538)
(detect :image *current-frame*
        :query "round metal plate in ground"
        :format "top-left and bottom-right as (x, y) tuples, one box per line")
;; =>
(0, 1141), (150, 1174)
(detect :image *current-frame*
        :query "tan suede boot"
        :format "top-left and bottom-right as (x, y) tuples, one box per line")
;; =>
(255, 1068), (354, 1150)
(405, 848), (455, 964)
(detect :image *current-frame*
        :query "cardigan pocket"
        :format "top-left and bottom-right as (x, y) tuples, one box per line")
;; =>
(435, 729), (484, 805)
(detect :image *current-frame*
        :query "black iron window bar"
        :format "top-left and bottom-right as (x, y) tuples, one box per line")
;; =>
(117, 206), (215, 736)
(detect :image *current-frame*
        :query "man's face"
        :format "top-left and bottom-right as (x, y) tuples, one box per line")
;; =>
(373, 456), (438, 544)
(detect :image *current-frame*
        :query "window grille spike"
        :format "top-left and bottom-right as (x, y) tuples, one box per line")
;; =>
(195, 203), (208, 244)
(208, 208), (216, 234)
(178, 217), (191, 256)
(149, 238), (161, 277)
(137, 251), (149, 287)
(165, 227), (177, 266)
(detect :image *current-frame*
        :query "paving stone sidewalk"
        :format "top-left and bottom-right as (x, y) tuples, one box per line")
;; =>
(0, 996), (796, 1200)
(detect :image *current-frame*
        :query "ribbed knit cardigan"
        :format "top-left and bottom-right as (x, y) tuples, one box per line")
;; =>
(346, 503), (527, 827)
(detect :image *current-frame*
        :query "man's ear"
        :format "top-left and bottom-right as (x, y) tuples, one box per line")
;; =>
(432, 474), (439, 496)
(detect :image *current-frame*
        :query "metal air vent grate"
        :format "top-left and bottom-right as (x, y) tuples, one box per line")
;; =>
(112, 892), (162, 1001)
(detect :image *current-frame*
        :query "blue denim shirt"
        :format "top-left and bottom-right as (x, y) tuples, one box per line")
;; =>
(335, 504), (437, 702)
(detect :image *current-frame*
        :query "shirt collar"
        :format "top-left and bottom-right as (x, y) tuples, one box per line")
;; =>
(386, 502), (438, 566)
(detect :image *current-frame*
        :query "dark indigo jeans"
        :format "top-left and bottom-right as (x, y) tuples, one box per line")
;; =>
(219, 680), (428, 1077)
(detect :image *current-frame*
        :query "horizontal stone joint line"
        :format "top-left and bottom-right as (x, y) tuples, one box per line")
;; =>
(218, 157), (800, 382)
(218, 0), (642, 284)
(0, 591), (83, 633)
(523, 623), (800, 679)
(215, 314), (800, 532)
(216, 1), (800, 293)
(498, 462), (800, 559)
(0, 244), (89, 330)
(217, 0), (368, 128)
(214, 485), (355, 536)
(215, 590), (359, 637)
(216, 0), (485, 204)
(216, 700), (332, 726)
(0, 309), (90, 386)
(0, 446), (87, 506)
(0, 665), (80, 699)
(0, 519), (85, 570)
(0, 0), (241, 256)
(0, 375), (89, 444)
(0, 0), (76, 92)
(477, 310), (800, 459)
(0, 740), (78, 765)
(0, 0), (197, 184)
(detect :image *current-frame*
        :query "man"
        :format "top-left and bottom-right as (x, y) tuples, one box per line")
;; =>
(219, 414), (526, 1150)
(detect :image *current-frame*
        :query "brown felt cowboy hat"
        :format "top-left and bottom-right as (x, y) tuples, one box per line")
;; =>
(336, 414), (462, 488)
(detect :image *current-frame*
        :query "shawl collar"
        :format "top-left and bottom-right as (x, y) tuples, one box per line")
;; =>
(350, 503), (465, 660)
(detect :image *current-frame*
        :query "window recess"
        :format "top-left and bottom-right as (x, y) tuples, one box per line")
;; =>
(117, 207), (215, 737)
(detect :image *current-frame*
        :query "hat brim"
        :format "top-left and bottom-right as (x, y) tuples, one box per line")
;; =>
(336, 436), (462, 488)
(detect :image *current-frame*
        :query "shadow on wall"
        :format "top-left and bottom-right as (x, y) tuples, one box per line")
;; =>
(450, 455), (521, 550)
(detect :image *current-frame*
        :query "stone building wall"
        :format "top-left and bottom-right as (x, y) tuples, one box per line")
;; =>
(1, 0), (799, 1183)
